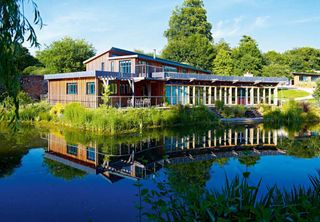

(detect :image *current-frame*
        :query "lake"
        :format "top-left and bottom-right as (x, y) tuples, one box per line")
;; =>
(0, 124), (319, 222)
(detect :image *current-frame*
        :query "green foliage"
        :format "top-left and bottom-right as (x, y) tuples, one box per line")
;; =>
(212, 49), (234, 75)
(44, 158), (87, 180)
(232, 36), (264, 76)
(49, 103), (64, 118)
(264, 101), (320, 130)
(262, 63), (292, 78)
(36, 37), (96, 73)
(162, 0), (214, 70)
(101, 84), (111, 106)
(284, 47), (320, 72)
(164, 0), (212, 41)
(0, 0), (42, 123)
(61, 103), (218, 135)
(215, 100), (224, 111)
(162, 34), (215, 71)
(140, 173), (320, 221)
(313, 80), (320, 103)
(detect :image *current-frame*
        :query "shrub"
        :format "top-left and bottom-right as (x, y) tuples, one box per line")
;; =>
(215, 100), (224, 111)
(49, 103), (64, 118)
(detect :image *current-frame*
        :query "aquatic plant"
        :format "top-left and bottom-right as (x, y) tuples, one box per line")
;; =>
(140, 171), (320, 221)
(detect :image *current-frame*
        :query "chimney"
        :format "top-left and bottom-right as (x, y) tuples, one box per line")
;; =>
(153, 49), (156, 59)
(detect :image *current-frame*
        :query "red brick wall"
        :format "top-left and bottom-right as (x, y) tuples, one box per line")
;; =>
(20, 75), (47, 100)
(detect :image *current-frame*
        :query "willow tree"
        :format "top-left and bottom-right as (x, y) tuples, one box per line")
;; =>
(0, 0), (42, 123)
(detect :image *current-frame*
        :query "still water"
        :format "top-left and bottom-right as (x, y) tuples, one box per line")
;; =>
(0, 124), (319, 222)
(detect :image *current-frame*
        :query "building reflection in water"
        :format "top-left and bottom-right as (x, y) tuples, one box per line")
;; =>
(45, 126), (283, 182)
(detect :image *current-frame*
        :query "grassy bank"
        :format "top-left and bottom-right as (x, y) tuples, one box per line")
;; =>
(278, 89), (310, 100)
(261, 100), (320, 130)
(1, 101), (219, 135)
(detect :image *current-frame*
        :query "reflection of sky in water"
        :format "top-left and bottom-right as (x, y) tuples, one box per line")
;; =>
(207, 156), (320, 193)
(1, 123), (320, 221)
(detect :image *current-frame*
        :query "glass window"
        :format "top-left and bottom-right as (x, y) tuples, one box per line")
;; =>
(86, 82), (95, 95)
(110, 83), (117, 95)
(119, 60), (131, 73)
(101, 62), (105, 71)
(165, 85), (171, 104)
(110, 61), (114, 72)
(299, 76), (308, 82)
(66, 83), (77, 95)
(311, 76), (319, 82)
(67, 144), (78, 156)
(164, 66), (177, 73)
(86, 147), (95, 161)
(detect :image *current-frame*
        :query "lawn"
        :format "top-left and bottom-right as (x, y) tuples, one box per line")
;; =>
(278, 89), (310, 100)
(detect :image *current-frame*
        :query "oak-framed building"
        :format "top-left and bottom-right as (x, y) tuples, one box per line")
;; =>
(44, 47), (287, 108)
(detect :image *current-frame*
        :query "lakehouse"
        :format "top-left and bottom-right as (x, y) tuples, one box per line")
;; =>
(44, 47), (288, 108)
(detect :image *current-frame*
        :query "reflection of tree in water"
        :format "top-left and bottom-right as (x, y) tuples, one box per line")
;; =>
(238, 153), (261, 178)
(0, 126), (46, 178)
(166, 160), (214, 194)
(278, 137), (320, 158)
(44, 159), (87, 180)
(0, 148), (28, 178)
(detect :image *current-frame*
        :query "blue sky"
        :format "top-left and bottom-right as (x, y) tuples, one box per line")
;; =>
(25, 0), (320, 55)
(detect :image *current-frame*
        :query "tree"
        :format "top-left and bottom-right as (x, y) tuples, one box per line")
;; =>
(162, 0), (215, 70)
(314, 80), (320, 103)
(162, 34), (215, 70)
(164, 0), (213, 41)
(16, 45), (40, 73)
(215, 39), (231, 53)
(262, 64), (291, 78)
(0, 0), (42, 122)
(232, 36), (264, 76)
(263, 51), (286, 66)
(212, 49), (234, 75)
(283, 47), (320, 72)
(36, 37), (95, 73)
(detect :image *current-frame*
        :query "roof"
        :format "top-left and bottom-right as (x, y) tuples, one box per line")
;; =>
(44, 70), (288, 84)
(292, 72), (320, 76)
(83, 47), (211, 74)
(154, 72), (288, 84)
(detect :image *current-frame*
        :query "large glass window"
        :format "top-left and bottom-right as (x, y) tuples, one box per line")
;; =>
(67, 144), (78, 156)
(119, 60), (131, 73)
(164, 66), (177, 73)
(311, 76), (319, 82)
(66, 83), (77, 95)
(110, 61), (114, 72)
(171, 86), (177, 105)
(86, 82), (95, 95)
(165, 85), (171, 104)
(86, 147), (95, 161)
(110, 83), (118, 95)
(299, 75), (308, 82)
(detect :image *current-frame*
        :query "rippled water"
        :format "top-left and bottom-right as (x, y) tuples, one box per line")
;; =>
(0, 124), (319, 222)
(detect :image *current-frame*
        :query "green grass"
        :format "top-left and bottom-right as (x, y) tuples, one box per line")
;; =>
(279, 89), (310, 100)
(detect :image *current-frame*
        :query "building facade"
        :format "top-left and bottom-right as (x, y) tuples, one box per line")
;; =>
(292, 72), (320, 88)
(44, 47), (287, 108)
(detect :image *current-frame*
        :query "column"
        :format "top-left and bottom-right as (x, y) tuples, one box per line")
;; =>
(257, 88), (260, 105)
(187, 86), (190, 105)
(229, 87), (232, 105)
(219, 87), (222, 101)
(224, 87), (227, 105)
(208, 86), (212, 105)
(193, 86), (196, 105)
(268, 88), (272, 105)
(263, 88), (266, 104)
(203, 86), (206, 105)
(235, 87), (238, 105)
(250, 87), (254, 105)
(214, 87), (217, 103)
(245, 88), (249, 105)
(274, 87), (278, 106)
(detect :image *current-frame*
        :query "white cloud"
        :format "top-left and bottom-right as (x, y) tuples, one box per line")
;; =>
(212, 15), (270, 39)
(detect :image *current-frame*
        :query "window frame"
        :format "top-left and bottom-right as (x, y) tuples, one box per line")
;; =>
(86, 82), (95, 95)
(66, 83), (78, 95)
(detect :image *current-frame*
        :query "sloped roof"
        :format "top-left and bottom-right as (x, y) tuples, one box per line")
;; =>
(83, 47), (211, 74)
